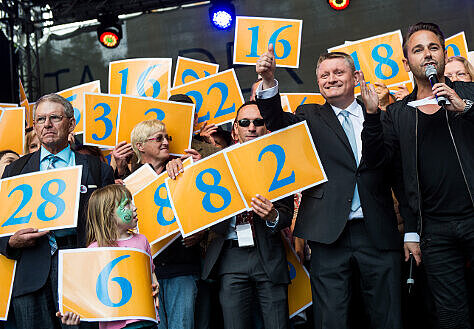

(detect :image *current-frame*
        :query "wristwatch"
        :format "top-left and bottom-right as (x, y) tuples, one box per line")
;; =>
(462, 99), (473, 114)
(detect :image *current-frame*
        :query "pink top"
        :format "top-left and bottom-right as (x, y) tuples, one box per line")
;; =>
(88, 233), (157, 329)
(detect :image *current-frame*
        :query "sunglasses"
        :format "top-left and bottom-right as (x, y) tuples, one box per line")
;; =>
(147, 134), (172, 143)
(237, 118), (265, 127)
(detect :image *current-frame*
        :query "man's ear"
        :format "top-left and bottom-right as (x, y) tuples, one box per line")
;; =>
(402, 57), (411, 73)
(68, 117), (76, 133)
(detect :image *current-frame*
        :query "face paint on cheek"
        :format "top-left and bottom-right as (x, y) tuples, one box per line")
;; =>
(116, 197), (133, 223)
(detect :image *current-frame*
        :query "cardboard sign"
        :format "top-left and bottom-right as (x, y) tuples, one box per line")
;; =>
(116, 95), (194, 156)
(388, 80), (415, 96)
(132, 159), (193, 244)
(166, 152), (247, 237)
(0, 255), (16, 320)
(59, 248), (157, 322)
(0, 107), (25, 155)
(0, 166), (82, 237)
(109, 58), (172, 100)
(233, 16), (303, 68)
(19, 79), (33, 127)
(169, 69), (244, 130)
(283, 237), (312, 318)
(225, 122), (327, 206)
(124, 165), (158, 195)
(0, 103), (18, 108)
(173, 57), (219, 87)
(150, 232), (180, 258)
(83, 93), (121, 148)
(329, 30), (411, 94)
(281, 93), (326, 113)
(445, 32), (469, 59)
(57, 81), (101, 134)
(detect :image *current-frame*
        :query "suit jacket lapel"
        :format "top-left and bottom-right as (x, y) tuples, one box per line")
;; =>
(23, 150), (41, 173)
(74, 152), (89, 184)
(318, 103), (354, 157)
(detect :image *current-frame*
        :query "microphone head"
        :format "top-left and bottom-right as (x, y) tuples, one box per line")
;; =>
(425, 64), (437, 78)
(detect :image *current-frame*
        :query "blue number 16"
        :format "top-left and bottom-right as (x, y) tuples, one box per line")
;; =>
(118, 65), (161, 98)
(246, 25), (293, 60)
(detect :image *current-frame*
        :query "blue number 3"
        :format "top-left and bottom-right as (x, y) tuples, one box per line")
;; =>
(1, 179), (67, 227)
(258, 144), (295, 192)
(96, 255), (133, 307)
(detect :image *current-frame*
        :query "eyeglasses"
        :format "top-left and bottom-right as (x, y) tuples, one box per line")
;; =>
(445, 72), (469, 80)
(147, 134), (172, 143)
(35, 114), (65, 125)
(237, 118), (265, 127)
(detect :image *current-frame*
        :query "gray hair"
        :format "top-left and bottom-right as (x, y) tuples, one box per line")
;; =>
(33, 93), (74, 119)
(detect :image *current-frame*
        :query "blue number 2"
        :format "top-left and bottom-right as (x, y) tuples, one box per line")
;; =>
(96, 255), (133, 308)
(154, 183), (176, 226)
(258, 144), (295, 192)
(445, 44), (461, 57)
(196, 168), (231, 213)
(181, 69), (211, 85)
(145, 108), (165, 121)
(1, 184), (33, 227)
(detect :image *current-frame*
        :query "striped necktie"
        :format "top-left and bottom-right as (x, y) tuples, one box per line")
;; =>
(46, 154), (59, 254)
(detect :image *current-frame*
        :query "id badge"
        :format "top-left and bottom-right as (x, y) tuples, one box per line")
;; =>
(236, 223), (254, 247)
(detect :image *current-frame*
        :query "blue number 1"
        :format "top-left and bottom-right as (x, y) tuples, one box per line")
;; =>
(258, 144), (295, 192)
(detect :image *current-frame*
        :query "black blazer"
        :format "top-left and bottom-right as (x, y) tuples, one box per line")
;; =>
(201, 197), (293, 285)
(0, 150), (114, 297)
(257, 94), (400, 251)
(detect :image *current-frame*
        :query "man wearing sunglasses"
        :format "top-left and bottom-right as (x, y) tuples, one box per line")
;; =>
(254, 46), (404, 329)
(201, 101), (294, 329)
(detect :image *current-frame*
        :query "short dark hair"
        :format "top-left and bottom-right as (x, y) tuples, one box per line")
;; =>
(168, 94), (194, 104)
(0, 149), (19, 159)
(234, 100), (259, 121)
(403, 22), (445, 57)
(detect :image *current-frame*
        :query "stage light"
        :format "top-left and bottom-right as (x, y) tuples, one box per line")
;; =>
(209, 1), (235, 30)
(328, 0), (349, 10)
(97, 15), (122, 48)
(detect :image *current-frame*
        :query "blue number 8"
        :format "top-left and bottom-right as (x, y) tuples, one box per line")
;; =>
(195, 168), (232, 213)
(371, 44), (399, 80)
(154, 183), (176, 226)
(92, 103), (113, 141)
(37, 179), (66, 221)
(96, 255), (133, 307)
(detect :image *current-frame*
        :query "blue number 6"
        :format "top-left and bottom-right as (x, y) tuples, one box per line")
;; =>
(258, 144), (295, 192)
(96, 255), (133, 307)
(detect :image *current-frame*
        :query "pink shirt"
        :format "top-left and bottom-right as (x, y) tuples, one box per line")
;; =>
(88, 233), (157, 329)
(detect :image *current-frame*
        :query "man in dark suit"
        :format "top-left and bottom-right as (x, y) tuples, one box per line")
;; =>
(255, 47), (403, 329)
(0, 94), (114, 329)
(201, 101), (293, 329)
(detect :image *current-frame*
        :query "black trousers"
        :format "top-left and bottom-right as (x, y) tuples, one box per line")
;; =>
(421, 216), (474, 329)
(217, 245), (289, 329)
(308, 218), (402, 329)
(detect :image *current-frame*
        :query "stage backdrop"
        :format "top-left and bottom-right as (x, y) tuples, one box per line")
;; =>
(38, 0), (474, 100)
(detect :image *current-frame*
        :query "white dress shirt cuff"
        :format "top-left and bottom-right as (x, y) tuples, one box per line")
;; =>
(256, 80), (279, 99)
(404, 232), (420, 243)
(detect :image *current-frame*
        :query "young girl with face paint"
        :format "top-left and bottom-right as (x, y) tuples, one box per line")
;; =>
(57, 184), (159, 328)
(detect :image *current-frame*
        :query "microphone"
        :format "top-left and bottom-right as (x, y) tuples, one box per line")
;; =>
(407, 253), (415, 295)
(425, 64), (447, 106)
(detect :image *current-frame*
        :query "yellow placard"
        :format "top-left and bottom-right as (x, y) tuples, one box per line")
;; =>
(388, 80), (415, 95)
(0, 103), (18, 108)
(19, 79), (33, 127)
(283, 236), (312, 318)
(0, 166), (82, 237)
(133, 171), (181, 244)
(173, 57), (219, 87)
(59, 248), (157, 322)
(57, 81), (101, 134)
(169, 69), (244, 130)
(0, 107), (25, 155)
(116, 95), (194, 156)
(225, 122), (327, 205)
(109, 58), (172, 100)
(445, 32), (469, 59)
(0, 255), (16, 320)
(83, 93), (121, 148)
(233, 16), (303, 68)
(281, 93), (326, 113)
(150, 233), (180, 258)
(166, 152), (247, 237)
(329, 30), (411, 94)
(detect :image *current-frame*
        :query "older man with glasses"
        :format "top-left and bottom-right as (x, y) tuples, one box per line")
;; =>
(0, 93), (114, 329)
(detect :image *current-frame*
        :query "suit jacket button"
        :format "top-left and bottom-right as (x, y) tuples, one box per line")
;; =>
(348, 198), (352, 203)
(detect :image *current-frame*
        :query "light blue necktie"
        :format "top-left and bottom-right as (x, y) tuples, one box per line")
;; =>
(339, 110), (361, 212)
(46, 155), (59, 254)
